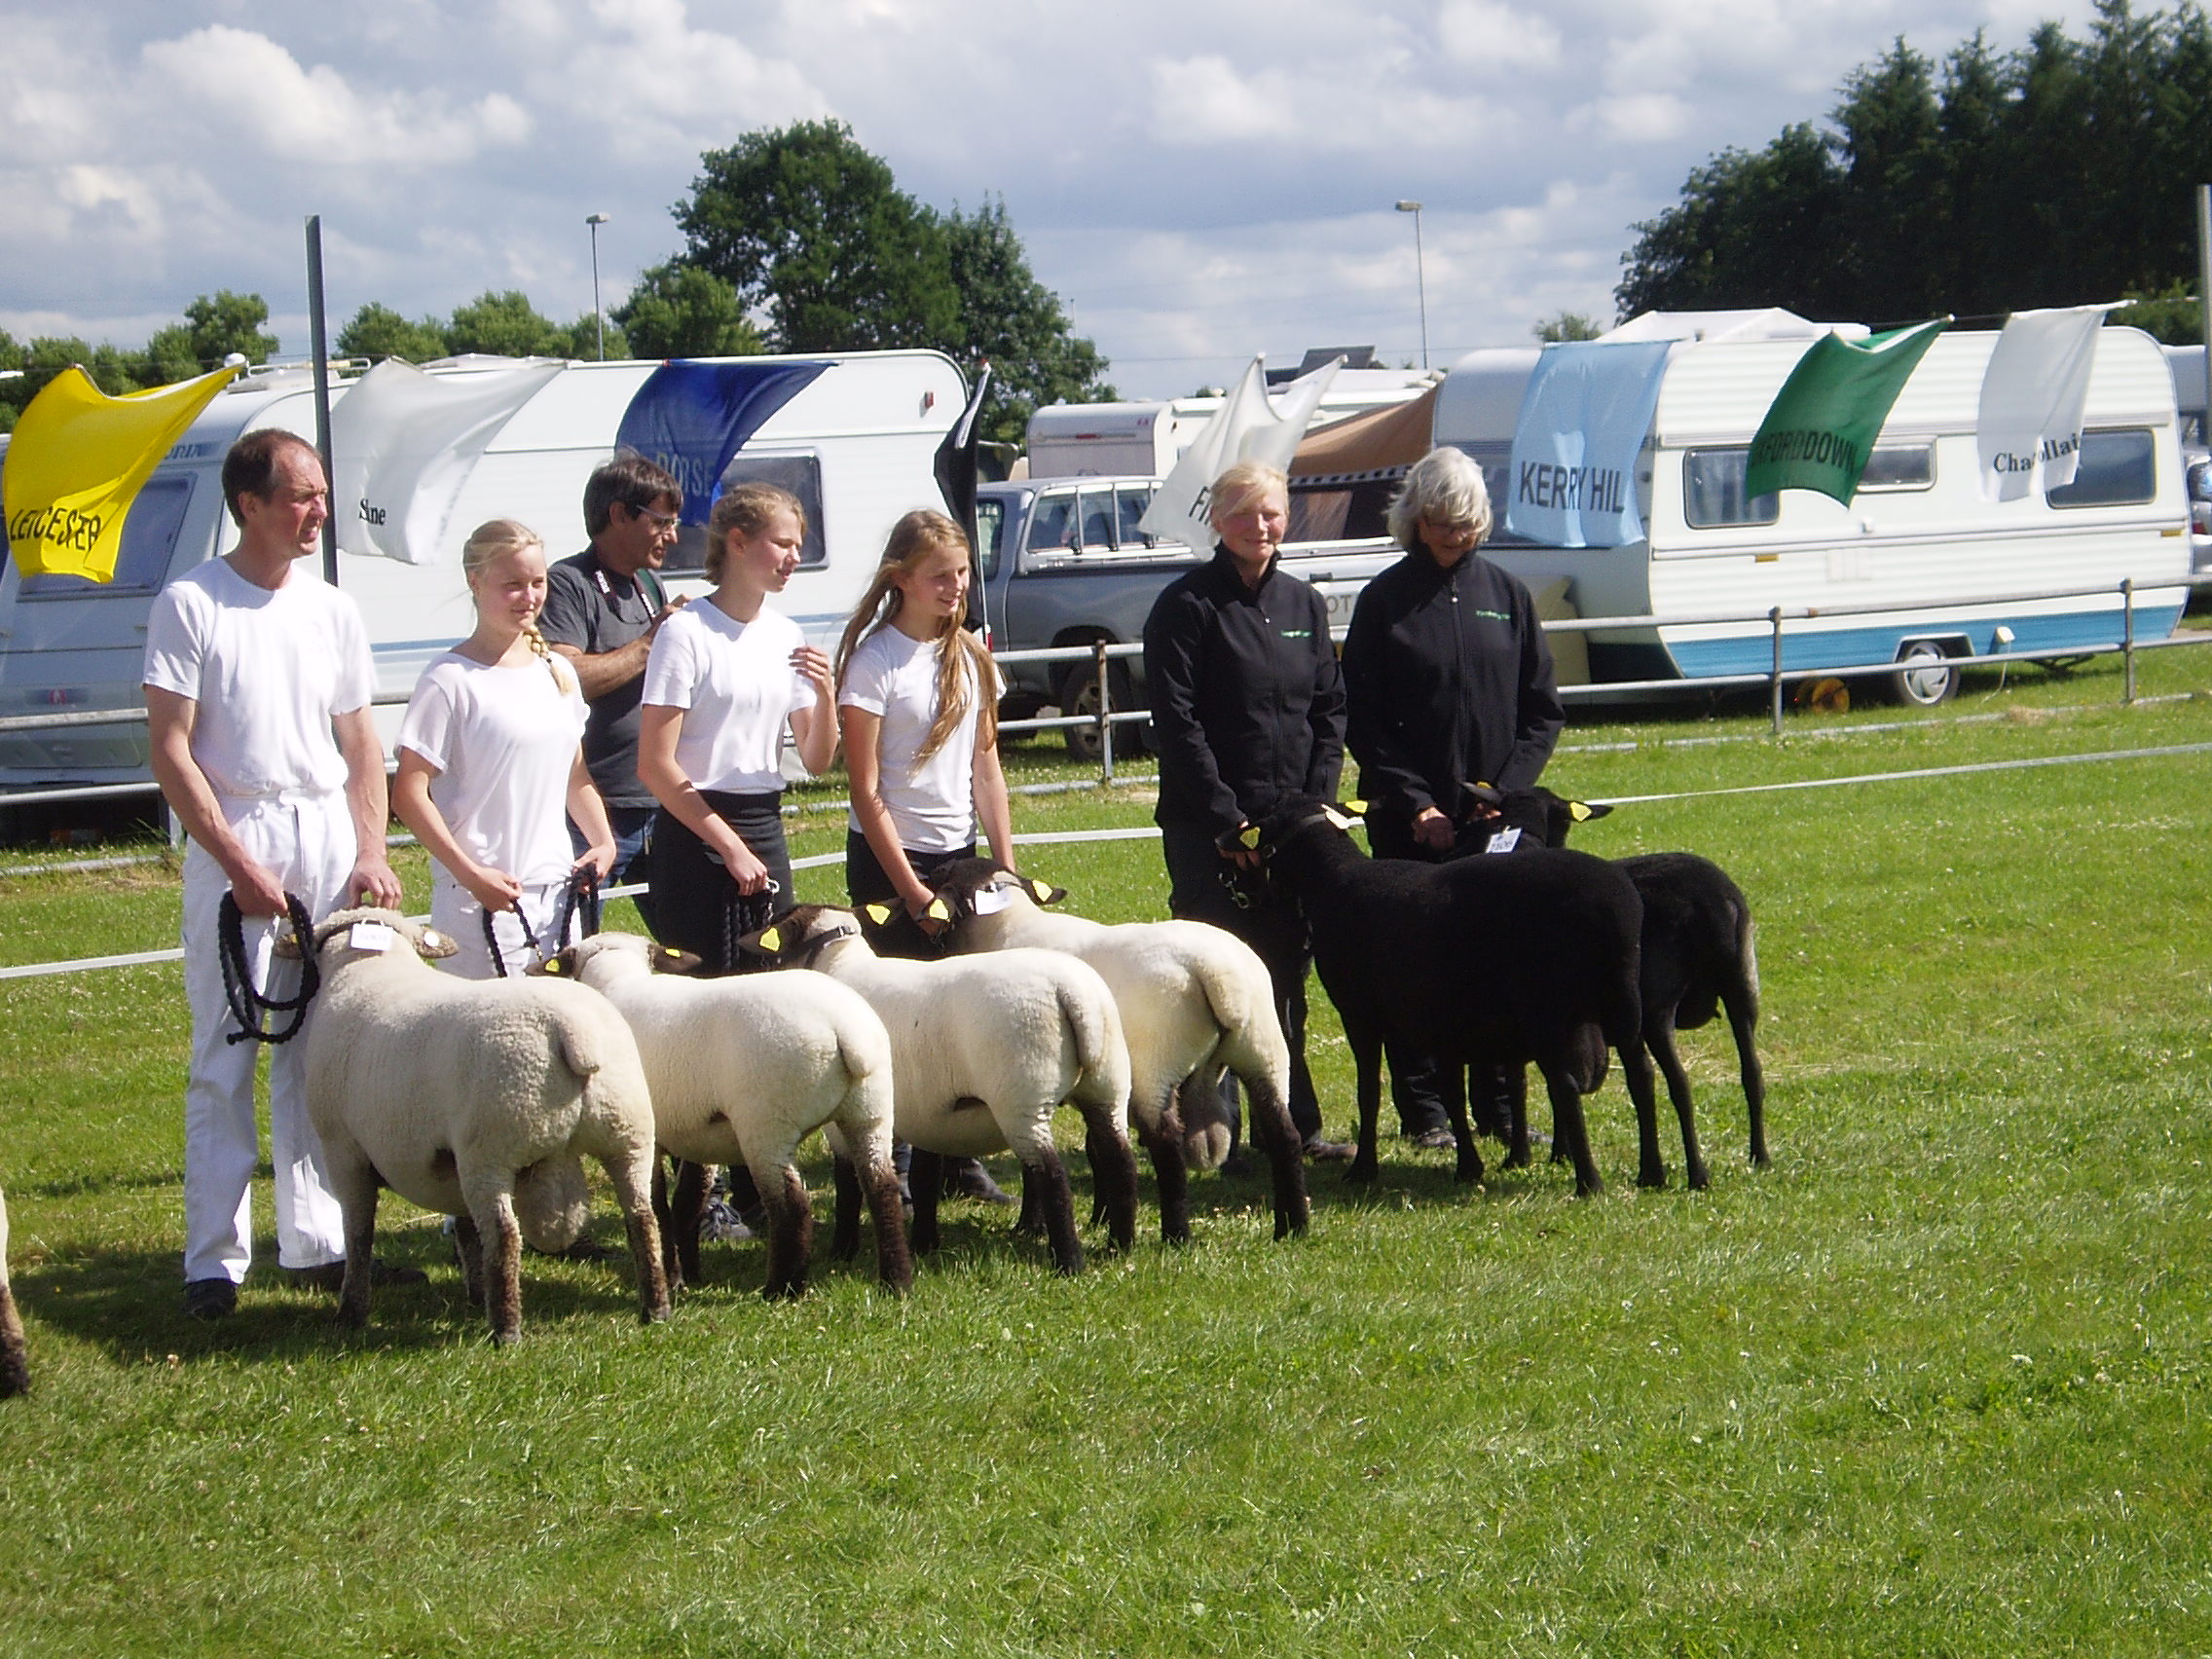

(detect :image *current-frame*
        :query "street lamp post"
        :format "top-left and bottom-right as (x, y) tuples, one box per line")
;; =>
(586, 213), (610, 360)
(1394, 200), (1428, 370)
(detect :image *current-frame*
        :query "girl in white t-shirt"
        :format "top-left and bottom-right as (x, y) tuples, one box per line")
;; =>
(638, 482), (835, 975)
(394, 520), (616, 979)
(835, 507), (1013, 951)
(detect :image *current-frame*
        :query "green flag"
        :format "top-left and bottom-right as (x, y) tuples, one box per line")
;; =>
(1745, 318), (1948, 503)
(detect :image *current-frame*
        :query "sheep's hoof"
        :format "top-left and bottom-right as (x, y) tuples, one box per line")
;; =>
(1638, 1165), (1668, 1191)
(1343, 1161), (1379, 1185)
(332, 1307), (369, 1331)
(1686, 1164), (1712, 1192)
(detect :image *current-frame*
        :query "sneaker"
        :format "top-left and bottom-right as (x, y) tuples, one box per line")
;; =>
(1408, 1126), (1458, 1152)
(943, 1159), (1016, 1205)
(283, 1259), (427, 1292)
(1302, 1136), (1358, 1162)
(701, 1198), (756, 1243)
(182, 1277), (238, 1320)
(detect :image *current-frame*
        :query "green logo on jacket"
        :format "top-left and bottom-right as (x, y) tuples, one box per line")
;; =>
(1280, 628), (1311, 640)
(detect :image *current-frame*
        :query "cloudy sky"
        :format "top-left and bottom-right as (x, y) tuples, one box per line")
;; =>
(1, 0), (2104, 399)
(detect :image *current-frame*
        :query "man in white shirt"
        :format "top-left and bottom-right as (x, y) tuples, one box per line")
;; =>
(143, 429), (408, 1319)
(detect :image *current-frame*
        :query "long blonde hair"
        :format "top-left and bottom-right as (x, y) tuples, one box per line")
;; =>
(834, 508), (995, 764)
(461, 518), (573, 694)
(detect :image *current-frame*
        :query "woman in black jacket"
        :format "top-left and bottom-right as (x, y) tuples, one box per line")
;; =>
(1341, 445), (1566, 1147)
(1143, 460), (1353, 1161)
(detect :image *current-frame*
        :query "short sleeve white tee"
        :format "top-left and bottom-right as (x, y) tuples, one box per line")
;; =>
(141, 558), (374, 799)
(838, 626), (1000, 853)
(397, 650), (589, 889)
(640, 600), (811, 794)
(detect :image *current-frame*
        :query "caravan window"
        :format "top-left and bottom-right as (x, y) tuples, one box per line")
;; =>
(1858, 444), (1934, 491)
(2046, 428), (2157, 509)
(20, 474), (195, 599)
(664, 454), (828, 573)
(1682, 449), (1780, 528)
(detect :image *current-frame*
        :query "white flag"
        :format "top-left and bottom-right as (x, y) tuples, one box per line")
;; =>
(1976, 304), (2120, 502)
(331, 358), (566, 563)
(1139, 354), (1343, 547)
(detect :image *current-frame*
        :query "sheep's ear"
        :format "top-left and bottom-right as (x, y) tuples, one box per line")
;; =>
(1571, 799), (1612, 822)
(414, 928), (459, 960)
(652, 945), (703, 975)
(925, 897), (950, 922)
(1027, 877), (1066, 905)
(1237, 825), (1262, 850)
(862, 903), (895, 927)
(532, 946), (575, 977)
(272, 933), (304, 961)
(756, 925), (783, 955)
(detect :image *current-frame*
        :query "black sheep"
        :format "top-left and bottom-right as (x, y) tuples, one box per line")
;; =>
(1468, 785), (1771, 1181)
(1253, 796), (1669, 1195)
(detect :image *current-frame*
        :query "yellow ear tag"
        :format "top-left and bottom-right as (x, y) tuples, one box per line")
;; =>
(1238, 825), (1262, 849)
(864, 903), (893, 925)
(758, 926), (782, 953)
(543, 957), (563, 974)
(926, 898), (950, 922)
(1343, 798), (1367, 815)
(1570, 801), (1593, 822)
(1028, 879), (1052, 902)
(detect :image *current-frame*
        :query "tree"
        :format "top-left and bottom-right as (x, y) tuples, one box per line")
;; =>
(941, 199), (1114, 446)
(1532, 312), (1602, 342)
(338, 303), (451, 363)
(444, 290), (570, 357)
(676, 120), (961, 352)
(564, 313), (632, 361)
(612, 262), (764, 359)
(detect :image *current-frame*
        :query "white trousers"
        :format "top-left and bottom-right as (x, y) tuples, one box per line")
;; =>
(430, 876), (571, 982)
(179, 793), (356, 1284)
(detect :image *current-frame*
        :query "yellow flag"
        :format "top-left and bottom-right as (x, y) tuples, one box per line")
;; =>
(4, 364), (240, 581)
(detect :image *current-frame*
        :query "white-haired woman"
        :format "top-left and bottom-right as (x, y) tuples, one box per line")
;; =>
(1340, 445), (1565, 1147)
(394, 519), (617, 980)
(1142, 459), (1353, 1161)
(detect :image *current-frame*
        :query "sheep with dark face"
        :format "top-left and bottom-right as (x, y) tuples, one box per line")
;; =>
(928, 858), (1309, 1244)
(1464, 784), (1769, 1181)
(1253, 797), (1667, 1195)
(0, 1186), (26, 1399)
(289, 908), (670, 1344)
(541, 932), (910, 1302)
(741, 904), (1137, 1275)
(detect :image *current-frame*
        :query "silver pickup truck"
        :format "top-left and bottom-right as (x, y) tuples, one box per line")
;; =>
(973, 475), (1397, 757)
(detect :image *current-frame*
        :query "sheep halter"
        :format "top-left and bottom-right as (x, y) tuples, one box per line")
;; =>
(483, 869), (604, 980)
(216, 892), (321, 1046)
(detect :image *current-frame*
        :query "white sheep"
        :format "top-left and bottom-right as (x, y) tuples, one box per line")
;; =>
(289, 907), (671, 1344)
(743, 904), (1138, 1275)
(541, 932), (910, 1301)
(928, 859), (1309, 1244)
(0, 1185), (26, 1398)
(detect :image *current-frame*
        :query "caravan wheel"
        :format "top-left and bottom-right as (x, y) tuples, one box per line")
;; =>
(1888, 640), (1958, 707)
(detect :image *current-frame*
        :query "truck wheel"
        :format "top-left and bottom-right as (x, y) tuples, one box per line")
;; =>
(1059, 663), (1135, 762)
(1887, 640), (1958, 707)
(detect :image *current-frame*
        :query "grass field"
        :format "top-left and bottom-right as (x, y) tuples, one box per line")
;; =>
(3, 646), (2211, 1656)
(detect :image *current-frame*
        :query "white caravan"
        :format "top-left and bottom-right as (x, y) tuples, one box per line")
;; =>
(0, 350), (967, 786)
(1441, 317), (2191, 703)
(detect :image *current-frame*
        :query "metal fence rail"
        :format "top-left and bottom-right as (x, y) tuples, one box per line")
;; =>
(1, 576), (2199, 806)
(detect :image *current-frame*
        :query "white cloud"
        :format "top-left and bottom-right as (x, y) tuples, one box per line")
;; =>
(1438, 0), (1563, 73)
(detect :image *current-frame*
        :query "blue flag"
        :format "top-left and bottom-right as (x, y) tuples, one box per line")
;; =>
(1503, 341), (1672, 548)
(614, 359), (831, 523)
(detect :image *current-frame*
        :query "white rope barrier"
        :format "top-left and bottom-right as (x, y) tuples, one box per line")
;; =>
(6, 740), (2211, 982)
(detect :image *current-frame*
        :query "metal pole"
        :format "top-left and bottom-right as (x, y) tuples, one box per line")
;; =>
(305, 214), (338, 585)
(1769, 607), (1786, 736)
(2197, 186), (2212, 441)
(1396, 200), (1428, 370)
(586, 213), (609, 361)
(2122, 577), (2137, 704)
(1093, 640), (1114, 787)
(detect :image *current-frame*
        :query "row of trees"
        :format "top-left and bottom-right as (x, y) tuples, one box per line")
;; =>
(1617, 0), (2212, 335)
(5, 122), (1109, 447)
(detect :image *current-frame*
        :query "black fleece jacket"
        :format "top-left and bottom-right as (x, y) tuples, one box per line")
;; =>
(1340, 547), (1564, 830)
(1143, 546), (1346, 838)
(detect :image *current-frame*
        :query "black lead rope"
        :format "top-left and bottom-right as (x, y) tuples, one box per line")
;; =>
(720, 878), (780, 976)
(217, 892), (320, 1046)
(483, 868), (605, 979)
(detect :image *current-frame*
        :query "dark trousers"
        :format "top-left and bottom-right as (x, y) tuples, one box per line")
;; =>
(574, 802), (660, 933)
(649, 793), (793, 977)
(1160, 824), (1323, 1144)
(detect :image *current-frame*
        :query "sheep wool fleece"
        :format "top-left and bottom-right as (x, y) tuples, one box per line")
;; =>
(145, 559), (371, 1284)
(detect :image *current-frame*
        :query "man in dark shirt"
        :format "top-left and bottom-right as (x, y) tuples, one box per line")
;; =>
(538, 455), (686, 925)
(1144, 460), (1352, 1159)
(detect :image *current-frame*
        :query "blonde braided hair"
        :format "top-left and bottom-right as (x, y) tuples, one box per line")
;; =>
(461, 518), (574, 694)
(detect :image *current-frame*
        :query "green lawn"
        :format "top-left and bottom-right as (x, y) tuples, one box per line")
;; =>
(2, 645), (2210, 1655)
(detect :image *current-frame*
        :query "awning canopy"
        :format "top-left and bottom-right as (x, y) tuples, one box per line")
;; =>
(1288, 386), (1438, 486)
